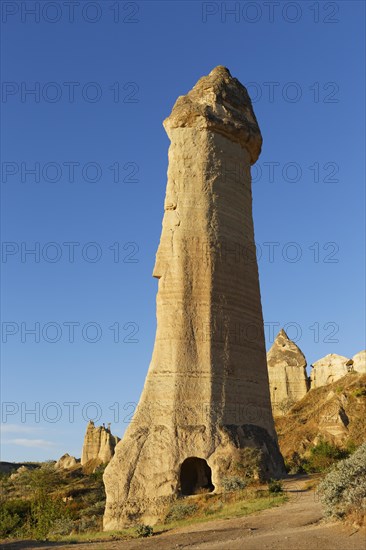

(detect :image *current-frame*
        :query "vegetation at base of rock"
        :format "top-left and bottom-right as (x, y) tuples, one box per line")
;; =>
(89, 463), (107, 482)
(0, 499), (31, 536)
(307, 440), (349, 472)
(218, 447), (265, 485)
(0, 509), (22, 537)
(0, 458), (288, 543)
(0, 461), (106, 539)
(222, 476), (247, 492)
(268, 479), (283, 493)
(13, 490), (286, 544)
(318, 443), (366, 526)
(285, 439), (353, 474)
(164, 502), (198, 522)
(135, 524), (153, 537)
(0, 463), (70, 539)
(161, 488), (287, 530)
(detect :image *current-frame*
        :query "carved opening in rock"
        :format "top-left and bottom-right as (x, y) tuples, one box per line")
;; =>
(179, 457), (214, 495)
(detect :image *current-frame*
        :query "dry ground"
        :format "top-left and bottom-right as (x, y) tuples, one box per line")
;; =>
(1, 477), (365, 550)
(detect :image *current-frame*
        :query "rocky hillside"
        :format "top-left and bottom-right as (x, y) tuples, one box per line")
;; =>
(267, 329), (365, 415)
(275, 372), (366, 461)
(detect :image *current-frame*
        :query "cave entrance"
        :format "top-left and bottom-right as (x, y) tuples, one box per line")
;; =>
(179, 457), (214, 495)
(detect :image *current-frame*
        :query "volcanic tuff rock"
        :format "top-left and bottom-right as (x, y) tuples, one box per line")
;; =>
(310, 354), (354, 389)
(352, 350), (366, 373)
(103, 66), (285, 530)
(267, 329), (309, 415)
(55, 453), (79, 470)
(163, 65), (262, 164)
(268, 335), (366, 400)
(81, 421), (120, 472)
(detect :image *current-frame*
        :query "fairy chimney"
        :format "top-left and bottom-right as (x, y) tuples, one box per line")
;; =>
(103, 66), (285, 529)
(267, 329), (309, 415)
(81, 421), (120, 471)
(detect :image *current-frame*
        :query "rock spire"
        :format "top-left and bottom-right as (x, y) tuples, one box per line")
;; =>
(103, 66), (285, 529)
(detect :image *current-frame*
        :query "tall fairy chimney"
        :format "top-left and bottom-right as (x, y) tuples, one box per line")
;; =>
(103, 66), (285, 529)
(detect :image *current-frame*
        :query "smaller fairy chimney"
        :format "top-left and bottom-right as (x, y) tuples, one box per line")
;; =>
(267, 329), (309, 415)
(81, 421), (120, 471)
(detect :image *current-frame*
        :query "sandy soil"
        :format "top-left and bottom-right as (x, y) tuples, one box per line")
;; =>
(2, 477), (365, 550)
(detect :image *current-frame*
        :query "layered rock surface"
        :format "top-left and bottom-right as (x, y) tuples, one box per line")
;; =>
(81, 421), (120, 472)
(267, 329), (309, 415)
(310, 354), (354, 389)
(103, 66), (285, 530)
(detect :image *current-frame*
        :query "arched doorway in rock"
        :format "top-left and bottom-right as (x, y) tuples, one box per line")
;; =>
(179, 457), (215, 495)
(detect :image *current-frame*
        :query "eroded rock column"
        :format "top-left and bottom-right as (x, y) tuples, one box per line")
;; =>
(103, 66), (285, 529)
(267, 329), (309, 415)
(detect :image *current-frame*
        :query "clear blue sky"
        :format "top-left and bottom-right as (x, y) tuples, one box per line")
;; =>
(1, 1), (365, 462)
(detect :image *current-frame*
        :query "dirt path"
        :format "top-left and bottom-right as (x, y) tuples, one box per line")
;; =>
(2, 477), (365, 550)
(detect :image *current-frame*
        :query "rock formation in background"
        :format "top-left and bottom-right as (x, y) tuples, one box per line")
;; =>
(352, 350), (366, 373)
(81, 421), (120, 472)
(9, 465), (29, 480)
(267, 331), (365, 405)
(310, 354), (354, 388)
(103, 66), (285, 530)
(267, 329), (309, 415)
(55, 453), (79, 470)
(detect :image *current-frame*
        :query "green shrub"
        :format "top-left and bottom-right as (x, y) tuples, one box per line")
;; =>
(12, 463), (69, 539)
(79, 499), (105, 517)
(165, 501), (198, 523)
(0, 509), (22, 537)
(19, 462), (64, 492)
(30, 495), (68, 539)
(318, 443), (366, 524)
(204, 502), (223, 515)
(345, 440), (357, 454)
(77, 514), (102, 533)
(219, 447), (264, 483)
(0, 499), (33, 538)
(0, 461), (112, 539)
(48, 517), (75, 536)
(268, 479), (283, 493)
(136, 524), (153, 537)
(304, 440), (348, 473)
(1, 499), (31, 521)
(222, 476), (247, 492)
(90, 463), (107, 482)
(352, 387), (366, 397)
(285, 452), (306, 474)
